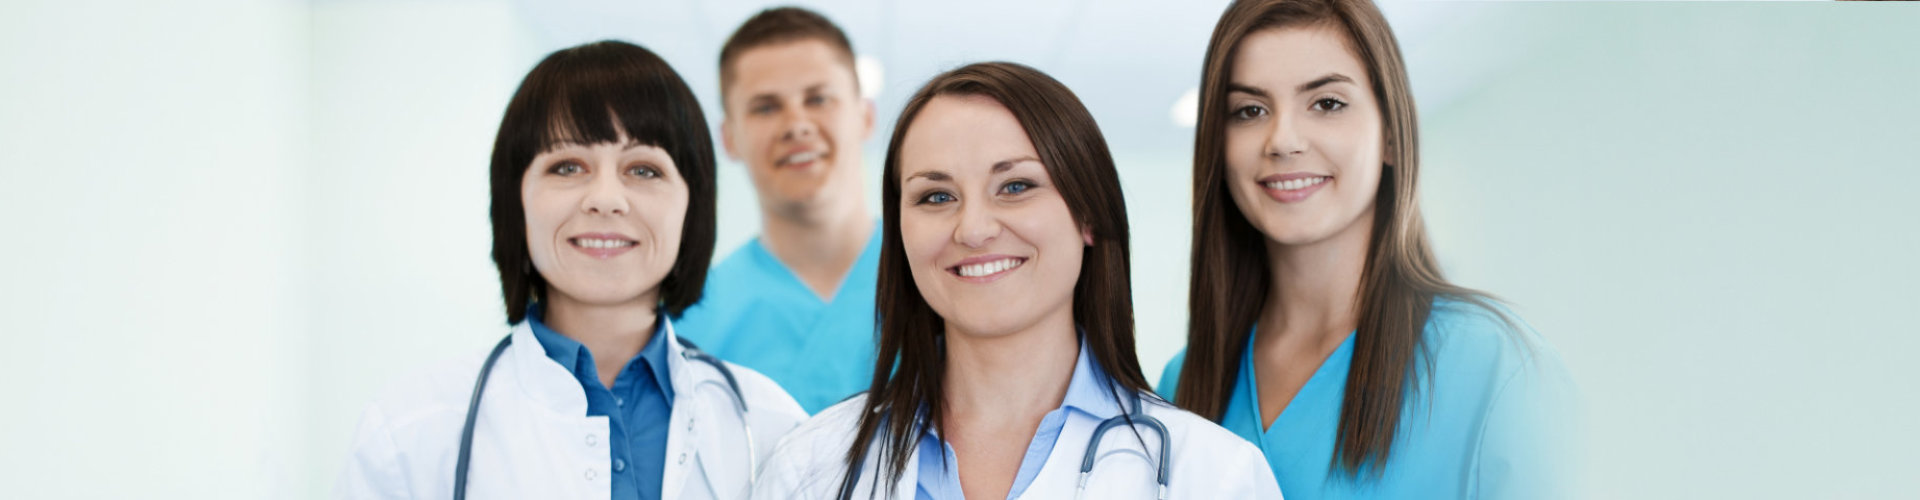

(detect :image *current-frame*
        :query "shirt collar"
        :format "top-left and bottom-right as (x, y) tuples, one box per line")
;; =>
(1061, 336), (1126, 419)
(524, 302), (675, 403)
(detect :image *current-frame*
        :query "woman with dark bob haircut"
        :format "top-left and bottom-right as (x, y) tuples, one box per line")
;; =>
(338, 40), (806, 500)
(751, 62), (1280, 499)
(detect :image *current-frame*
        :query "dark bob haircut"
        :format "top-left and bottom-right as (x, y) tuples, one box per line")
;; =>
(488, 40), (717, 324)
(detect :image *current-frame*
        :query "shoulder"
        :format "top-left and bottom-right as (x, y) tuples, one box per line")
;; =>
(705, 238), (771, 284)
(719, 358), (809, 424)
(771, 394), (868, 457)
(1142, 397), (1276, 494)
(757, 395), (871, 498)
(1422, 298), (1558, 373)
(357, 345), (497, 431)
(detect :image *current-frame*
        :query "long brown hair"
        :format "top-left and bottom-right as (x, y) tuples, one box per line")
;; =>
(840, 62), (1153, 498)
(1176, 0), (1508, 476)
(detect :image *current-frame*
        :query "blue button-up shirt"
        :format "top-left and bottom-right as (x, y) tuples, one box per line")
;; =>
(914, 341), (1121, 499)
(528, 304), (676, 500)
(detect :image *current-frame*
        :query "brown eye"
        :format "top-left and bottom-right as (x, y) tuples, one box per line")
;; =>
(1312, 98), (1347, 112)
(1230, 105), (1268, 121)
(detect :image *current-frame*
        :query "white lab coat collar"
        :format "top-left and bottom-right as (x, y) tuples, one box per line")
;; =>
(500, 314), (743, 499)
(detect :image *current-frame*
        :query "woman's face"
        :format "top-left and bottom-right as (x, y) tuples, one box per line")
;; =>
(897, 95), (1088, 339)
(1222, 25), (1385, 248)
(521, 133), (689, 310)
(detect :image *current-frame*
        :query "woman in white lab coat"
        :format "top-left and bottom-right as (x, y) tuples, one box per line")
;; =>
(752, 62), (1283, 500)
(336, 40), (807, 500)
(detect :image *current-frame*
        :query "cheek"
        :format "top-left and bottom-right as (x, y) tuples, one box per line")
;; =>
(898, 210), (947, 273)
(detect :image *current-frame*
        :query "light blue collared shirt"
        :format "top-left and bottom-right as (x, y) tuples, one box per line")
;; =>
(527, 304), (676, 500)
(672, 227), (882, 413)
(1157, 300), (1578, 499)
(914, 340), (1124, 500)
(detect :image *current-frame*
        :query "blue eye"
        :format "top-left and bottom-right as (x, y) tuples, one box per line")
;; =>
(805, 94), (828, 106)
(1001, 180), (1033, 195)
(918, 191), (956, 205)
(550, 161), (583, 175)
(628, 165), (661, 178)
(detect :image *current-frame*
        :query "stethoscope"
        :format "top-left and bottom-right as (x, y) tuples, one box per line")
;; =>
(835, 394), (1172, 500)
(453, 333), (755, 500)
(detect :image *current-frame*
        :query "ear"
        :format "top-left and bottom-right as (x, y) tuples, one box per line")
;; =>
(720, 117), (741, 162)
(1081, 224), (1095, 247)
(860, 98), (877, 140)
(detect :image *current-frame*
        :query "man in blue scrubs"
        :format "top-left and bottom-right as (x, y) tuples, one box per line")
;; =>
(674, 7), (879, 414)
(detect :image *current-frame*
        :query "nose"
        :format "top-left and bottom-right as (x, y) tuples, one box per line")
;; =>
(953, 198), (1002, 249)
(1265, 108), (1306, 160)
(581, 169), (630, 216)
(779, 106), (818, 142)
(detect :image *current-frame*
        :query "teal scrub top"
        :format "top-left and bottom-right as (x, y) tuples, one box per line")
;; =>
(672, 228), (882, 414)
(1158, 300), (1578, 499)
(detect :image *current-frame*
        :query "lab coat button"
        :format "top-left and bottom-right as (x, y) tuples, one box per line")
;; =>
(677, 453), (687, 465)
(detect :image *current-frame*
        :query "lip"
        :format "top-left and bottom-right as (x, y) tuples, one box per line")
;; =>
(773, 147), (828, 169)
(567, 232), (638, 260)
(1257, 172), (1331, 203)
(945, 254), (1028, 284)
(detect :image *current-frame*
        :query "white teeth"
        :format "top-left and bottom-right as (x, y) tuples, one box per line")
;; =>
(956, 258), (1023, 278)
(575, 238), (633, 249)
(780, 151), (823, 165)
(1264, 176), (1327, 191)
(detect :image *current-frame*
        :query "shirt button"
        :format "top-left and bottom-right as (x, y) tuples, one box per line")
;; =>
(613, 458), (626, 472)
(584, 468), (597, 481)
(585, 434), (597, 446)
(615, 396), (625, 407)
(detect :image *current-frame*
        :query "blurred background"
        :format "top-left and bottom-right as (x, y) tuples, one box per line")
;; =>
(2, 0), (1915, 498)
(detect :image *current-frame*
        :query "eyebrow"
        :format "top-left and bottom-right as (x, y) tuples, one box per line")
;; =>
(748, 83), (831, 103)
(904, 156), (1040, 183)
(992, 156), (1040, 174)
(1226, 73), (1357, 98)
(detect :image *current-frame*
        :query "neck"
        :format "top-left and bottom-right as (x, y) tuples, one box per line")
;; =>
(759, 191), (872, 299)
(941, 310), (1080, 425)
(1263, 213), (1372, 343)
(543, 292), (659, 389)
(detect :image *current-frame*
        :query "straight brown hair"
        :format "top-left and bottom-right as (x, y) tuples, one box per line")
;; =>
(838, 62), (1154, 498)
(1176, 0), (1509, 476)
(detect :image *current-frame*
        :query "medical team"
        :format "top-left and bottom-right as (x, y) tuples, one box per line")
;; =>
(337, 1), (1575, 499)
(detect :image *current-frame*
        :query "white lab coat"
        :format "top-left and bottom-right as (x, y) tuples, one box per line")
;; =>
(336, 318), (808, 500)
(752, 393), (1283, 499)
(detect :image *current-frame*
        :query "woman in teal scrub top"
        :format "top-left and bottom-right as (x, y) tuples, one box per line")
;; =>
(1160, 0), (1578, 498)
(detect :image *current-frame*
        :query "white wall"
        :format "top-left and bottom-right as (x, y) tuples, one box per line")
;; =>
(0, 0), (311, 497)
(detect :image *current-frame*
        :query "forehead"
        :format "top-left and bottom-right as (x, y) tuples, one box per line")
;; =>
(1232, 24), (1371, 91)
(899, 95), (1038, 178)
(725, 39), (857, 98)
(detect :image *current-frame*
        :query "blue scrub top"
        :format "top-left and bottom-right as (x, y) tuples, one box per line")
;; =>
(1158, 300), (1578, 499)
(672, 226), (881, 414)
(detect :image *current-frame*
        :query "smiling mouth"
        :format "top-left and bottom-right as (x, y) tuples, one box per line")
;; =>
(775, 150), (825, 167)
(570, 237), (636, 249)
(950, 257), (1026, 278)
(1262, 176), (1328, 191)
